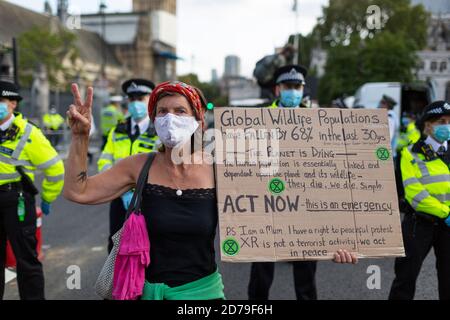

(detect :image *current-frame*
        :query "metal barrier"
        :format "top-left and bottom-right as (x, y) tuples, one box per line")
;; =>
(43, 128), (66, 152)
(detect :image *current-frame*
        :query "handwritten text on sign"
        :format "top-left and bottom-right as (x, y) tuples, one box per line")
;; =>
(214, 107), (405, 262)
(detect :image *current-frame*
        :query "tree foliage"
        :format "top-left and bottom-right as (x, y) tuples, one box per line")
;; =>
(314, 0), (429, 104)
(18, 24), (78, 88)
(314, 0), (428, 49)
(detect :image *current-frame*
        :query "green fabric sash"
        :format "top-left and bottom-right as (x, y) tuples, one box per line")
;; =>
(141, 269), (225, 300)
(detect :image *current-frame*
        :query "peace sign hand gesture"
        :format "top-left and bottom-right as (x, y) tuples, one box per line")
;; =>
(67, 84), (93, 137)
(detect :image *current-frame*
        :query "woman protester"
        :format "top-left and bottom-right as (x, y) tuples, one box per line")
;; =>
(63, 81), (358, 300)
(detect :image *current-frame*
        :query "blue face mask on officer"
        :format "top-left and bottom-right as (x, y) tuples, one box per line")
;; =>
(128, 100), (148, 120)
(280, 89), (303, 108)
(433, 124), (450, 143)
(0, 102), (9, 121)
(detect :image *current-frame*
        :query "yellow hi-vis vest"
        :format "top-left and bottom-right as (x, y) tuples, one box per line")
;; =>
(97, 118), (159, 172)
(43, 113), (65, 130)
(0, 113), (64, 202)
(101, 104), (124, 136)
(269, 100), (280, 108)
(397, 122), (421, 152)
(401, 143), (450, 219)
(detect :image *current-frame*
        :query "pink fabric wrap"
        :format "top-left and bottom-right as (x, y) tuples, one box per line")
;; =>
(112, 212), (150, 300)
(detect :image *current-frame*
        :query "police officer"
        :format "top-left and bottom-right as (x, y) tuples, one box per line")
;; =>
(98, 79), (159, 253)
(395, 113), (421, 214)
(389, 101), (450, 300)
(101, 95), (125, 150)
(0, 81), (64, 300)
(42, 107), (65, 147)
(397, 112), (420, 153)
(248, 65), (318, 300)
(379, 94), (399, 156)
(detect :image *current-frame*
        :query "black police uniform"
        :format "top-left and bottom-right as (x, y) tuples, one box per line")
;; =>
(248, 65), (318, 300)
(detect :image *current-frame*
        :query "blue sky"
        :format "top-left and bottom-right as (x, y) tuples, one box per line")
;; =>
(6, 0), (328, 81)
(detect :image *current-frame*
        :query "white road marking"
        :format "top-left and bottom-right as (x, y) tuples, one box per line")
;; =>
(5, 269), (16, 284)
(91, 246), (104, 252)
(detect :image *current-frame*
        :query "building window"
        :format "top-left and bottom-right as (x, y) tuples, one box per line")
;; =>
(430, 61), (437, 72)
(440, 61), (447, 72)
(418, 60), (425, 70)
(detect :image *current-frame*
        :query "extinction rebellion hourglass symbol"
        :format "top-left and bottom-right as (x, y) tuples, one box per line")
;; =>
(376, 147), (390, 161)
(222, 238), (240, 256)
(269, 178), (285, 194)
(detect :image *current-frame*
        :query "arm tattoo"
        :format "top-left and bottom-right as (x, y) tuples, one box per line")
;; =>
(77, 171), (87, 183)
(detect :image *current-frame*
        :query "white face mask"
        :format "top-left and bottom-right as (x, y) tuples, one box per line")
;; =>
(154, 113), (199, 148)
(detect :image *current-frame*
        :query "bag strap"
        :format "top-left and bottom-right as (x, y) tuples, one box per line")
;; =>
(125, 152), (156, 218)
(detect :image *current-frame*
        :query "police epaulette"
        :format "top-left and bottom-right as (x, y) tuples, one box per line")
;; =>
(2, 123), (20, 142)
(412, 140), (438, 161)
(115, 121), (128, 134)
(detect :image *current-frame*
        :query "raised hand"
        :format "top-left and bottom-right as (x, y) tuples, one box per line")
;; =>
(67, 84), (93, 137)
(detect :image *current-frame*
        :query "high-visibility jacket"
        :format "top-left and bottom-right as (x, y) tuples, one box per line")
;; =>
(401, 141), (450, 219)
(397, 122), (421, 152)
(101, 104), (124, 136)
(42, 113), (65, 130)
(0, 113), (64, 203)
(98, 117), (159, 172)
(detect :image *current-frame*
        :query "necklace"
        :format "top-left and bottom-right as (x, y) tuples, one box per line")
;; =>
(168, 167), (183, 197)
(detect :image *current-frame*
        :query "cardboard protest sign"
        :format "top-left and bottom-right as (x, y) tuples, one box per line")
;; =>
(214, 107), (405, 262)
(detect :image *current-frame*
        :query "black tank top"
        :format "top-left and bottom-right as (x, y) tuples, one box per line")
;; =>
(141, 184), (218, 287)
